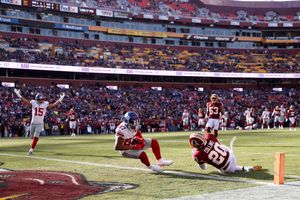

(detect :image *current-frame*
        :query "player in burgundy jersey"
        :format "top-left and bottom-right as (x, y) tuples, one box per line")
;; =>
(205, 94), (223, 137)
(286, 105), (297, 131)
(188, 132), (262, 173)
(66, 108), (77, 136)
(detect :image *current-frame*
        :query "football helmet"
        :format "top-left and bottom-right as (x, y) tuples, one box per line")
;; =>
(210, 94), (218, 102)
(290, 105), (295, 110)
(123, 111), (140, 131)
(188, 133), (207, 149)
(35, 94), (45, 104)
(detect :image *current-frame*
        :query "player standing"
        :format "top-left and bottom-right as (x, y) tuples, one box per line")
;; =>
(182, 109), (190, 131)
(286, 106), (297, 131)
(279, 105), (286, 130)
(221, 111), (229, 131)
(66, 108), (77, 137)
(272, 106), (281, 129)
(197, 108), (205, 131)
(245, 107), (255, 130)
(205, 94), (223, 137)
(188, 132), (262, 173)
(14, 88), (65, 155)
(115, 111), (173, 172)
(261, 108), (270, 129)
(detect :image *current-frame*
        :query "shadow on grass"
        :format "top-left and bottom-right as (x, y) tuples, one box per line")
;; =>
(157, 168), (294, 183)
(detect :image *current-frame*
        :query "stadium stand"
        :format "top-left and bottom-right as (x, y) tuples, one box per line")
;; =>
(0, 84), (299, 137)
(1, 36), (300, 73)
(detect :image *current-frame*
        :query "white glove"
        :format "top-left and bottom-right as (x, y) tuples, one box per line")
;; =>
(199, 163), (207, 170)
(58, 92), (66, 102)
(14, 88), (22, 98)
(58, 92), (65, 102)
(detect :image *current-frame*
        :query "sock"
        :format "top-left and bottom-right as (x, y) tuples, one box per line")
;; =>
(31, 137), (39, 149)
(151, 139), (162, 160)
(139, 152), (150, 167)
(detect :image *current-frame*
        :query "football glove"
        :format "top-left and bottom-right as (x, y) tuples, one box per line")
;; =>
(130, 137), (145, 150)
(58, 92), (65, 102)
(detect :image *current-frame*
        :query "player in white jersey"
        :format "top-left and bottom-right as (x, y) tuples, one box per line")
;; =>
(221, 111), (229, 131)
(244, 108), (254, 130)
(14, 88), (65, 155)
(279, 105), (286, 129)
(272, 106), (281, 129)
(182, 109), (190, 131)
(115, 111), (173, 172)
(261, 108), (270, 129)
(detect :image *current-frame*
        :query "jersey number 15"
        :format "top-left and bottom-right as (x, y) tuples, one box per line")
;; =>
(35, 107), (44, 116)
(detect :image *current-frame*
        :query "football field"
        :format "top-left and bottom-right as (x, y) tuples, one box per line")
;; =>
(1, 129), (300, 200)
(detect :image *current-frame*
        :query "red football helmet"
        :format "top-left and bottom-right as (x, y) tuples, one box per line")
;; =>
(188, 133), (207, 149)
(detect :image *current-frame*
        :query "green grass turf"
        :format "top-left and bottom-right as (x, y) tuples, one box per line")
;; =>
(0, 129), (300, 200)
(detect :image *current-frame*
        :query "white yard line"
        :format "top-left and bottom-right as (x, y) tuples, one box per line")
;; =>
(0, 153), (272, 186)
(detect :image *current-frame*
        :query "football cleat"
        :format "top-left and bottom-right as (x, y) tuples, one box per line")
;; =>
(28, 148), (33, 156)
(244, 166), (262, 172)
(148, 165), (162, 173)
(157, 158), (174, 167)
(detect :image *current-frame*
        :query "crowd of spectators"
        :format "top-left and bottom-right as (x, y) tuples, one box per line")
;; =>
(1, 37), (300, 73)
(0, 83), (299, 137)
(43, 0), (300, 23)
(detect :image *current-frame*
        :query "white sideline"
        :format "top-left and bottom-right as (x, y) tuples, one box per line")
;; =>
(0, 153), (272, 185)
(166, 181), (300, 200)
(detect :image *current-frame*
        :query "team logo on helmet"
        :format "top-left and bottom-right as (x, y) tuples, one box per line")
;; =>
(35, 94), (45, 101)
(188, 133), (207, 149)
(123, 111), (140, 130)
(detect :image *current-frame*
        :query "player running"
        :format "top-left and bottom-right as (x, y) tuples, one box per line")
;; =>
(286, 106), (297, 131)
(188, 132), (262, 174)
(14, 88), (65, 155)
(272, 106), (281, 129)
(261, 108), (271, 129)
(205, 94), (223, 137)
(66, 108), (77, 136)
(114, 111), (173, 172)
